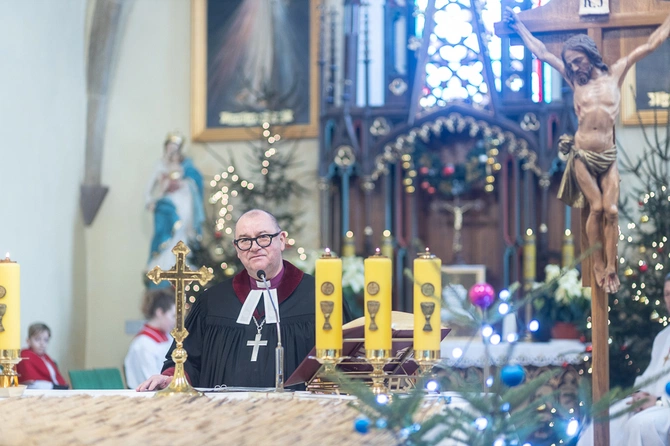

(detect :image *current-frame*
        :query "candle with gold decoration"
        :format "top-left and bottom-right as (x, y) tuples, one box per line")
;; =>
(0, 253), (20, 351)
(315, 248), (343, 358)
(342, 231), (356, 257)
(364, 249), (392, 357)
(523, 229), (536, 288)
(413, 248), (441, 355)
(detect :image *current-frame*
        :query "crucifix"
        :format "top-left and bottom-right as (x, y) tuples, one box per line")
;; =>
(247, 333), (268, 362)
(497, 2), (670, 444)
(432, 198), (483, 264)
(147, 240), (214, 396)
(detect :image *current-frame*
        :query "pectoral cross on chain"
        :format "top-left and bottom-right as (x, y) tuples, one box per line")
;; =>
(247, 333), (268, 362)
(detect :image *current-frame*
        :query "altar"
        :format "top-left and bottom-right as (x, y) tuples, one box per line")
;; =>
(438, 338), (588, 442)
(0, 389), (464, 445)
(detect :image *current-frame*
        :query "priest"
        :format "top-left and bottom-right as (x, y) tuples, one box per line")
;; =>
(137, 209), (316, 390)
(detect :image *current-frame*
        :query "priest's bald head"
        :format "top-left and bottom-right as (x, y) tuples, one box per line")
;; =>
(233, 209), (287, 280)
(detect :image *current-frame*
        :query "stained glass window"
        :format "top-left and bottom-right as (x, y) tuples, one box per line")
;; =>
(415, 0), (553, 108)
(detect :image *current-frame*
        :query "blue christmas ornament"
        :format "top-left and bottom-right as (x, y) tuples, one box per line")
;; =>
(354, 416), (370, 434)
(501, 364), (525, 387)
(665, 381), (670, 397)
(500, 402), (511, 412)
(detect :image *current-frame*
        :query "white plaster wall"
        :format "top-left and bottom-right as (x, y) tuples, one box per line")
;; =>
(0, 0), (87, 375)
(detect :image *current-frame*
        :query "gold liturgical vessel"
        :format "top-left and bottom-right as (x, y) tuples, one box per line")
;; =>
(146, 241), (213, 397)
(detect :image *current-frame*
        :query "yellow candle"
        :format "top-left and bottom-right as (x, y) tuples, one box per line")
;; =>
(562, 229), (575, 268)
(315, 249), (343, 356)
(380, 230), (394, 260)
(342, 231), (356, 257)
(364, 249), (392, 356)
(413, 249), (441, 352)
(523, 229), (536, 289)
(0, 254), (20, 351)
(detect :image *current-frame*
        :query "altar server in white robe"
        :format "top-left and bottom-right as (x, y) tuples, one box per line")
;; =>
(124, 288), (176, 389)
(578, 274), (670, 446)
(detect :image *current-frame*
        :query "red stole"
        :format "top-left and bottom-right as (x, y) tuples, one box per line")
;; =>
(232, 260), (304, 318)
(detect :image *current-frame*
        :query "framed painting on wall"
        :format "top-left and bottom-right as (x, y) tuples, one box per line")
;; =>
(441, 264), (486, 337)
(441, 264), (486, 291)
(191, 0), (319, 141)
(621, 39), (670, 126)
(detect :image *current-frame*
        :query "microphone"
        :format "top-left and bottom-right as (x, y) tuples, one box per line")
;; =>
(257, 270), (284, 392)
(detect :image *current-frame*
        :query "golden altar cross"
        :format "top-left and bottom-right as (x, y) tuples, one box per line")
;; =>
(496, 2), (670, 444)
(146, 241), (214, 396)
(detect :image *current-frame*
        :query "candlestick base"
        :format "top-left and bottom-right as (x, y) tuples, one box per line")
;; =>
(0, 349), (23, 392)
(365, 349), (392, 396)
(155, 345), (203, 398)
(309, 349), (346, 393)
(414, 349), (440, 376)
(313, 349), (344, 373)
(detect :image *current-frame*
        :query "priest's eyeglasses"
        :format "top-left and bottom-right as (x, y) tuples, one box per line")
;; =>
(234, 232), (282, 251)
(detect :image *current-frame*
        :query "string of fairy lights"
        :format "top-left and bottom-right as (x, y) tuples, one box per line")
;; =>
(371, 114), (540, 198)
(617, 186), (670, 328)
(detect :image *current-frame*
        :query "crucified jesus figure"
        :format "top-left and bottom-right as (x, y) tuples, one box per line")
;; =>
(504, 7), (670, 294)
(433, 199), (483, 264)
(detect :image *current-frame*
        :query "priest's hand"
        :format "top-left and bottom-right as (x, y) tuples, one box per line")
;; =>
(136, 374), (172, 392)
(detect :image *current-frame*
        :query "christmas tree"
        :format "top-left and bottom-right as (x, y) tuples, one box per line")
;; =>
(334, 277), (640, 445)
(607, 122), (670, 388)
(189, 124), (309, 288)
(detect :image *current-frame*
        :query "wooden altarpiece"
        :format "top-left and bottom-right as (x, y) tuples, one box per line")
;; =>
(496, 1), (670, 444)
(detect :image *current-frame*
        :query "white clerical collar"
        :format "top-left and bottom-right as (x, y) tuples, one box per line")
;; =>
(236, 287), (280, 325)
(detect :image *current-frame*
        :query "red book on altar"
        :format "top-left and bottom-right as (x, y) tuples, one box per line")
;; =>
(286, 311), (450, 386)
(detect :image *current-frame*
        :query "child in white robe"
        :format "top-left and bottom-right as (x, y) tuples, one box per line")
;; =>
(124, 288), (175, 389)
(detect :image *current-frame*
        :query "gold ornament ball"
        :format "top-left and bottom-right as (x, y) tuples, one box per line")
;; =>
(639, 246), (647, 254)
(624, 268), (634, 277)
(640, 215), (650, 223)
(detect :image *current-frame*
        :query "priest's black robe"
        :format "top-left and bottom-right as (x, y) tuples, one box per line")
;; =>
(161, 260), (315, 388)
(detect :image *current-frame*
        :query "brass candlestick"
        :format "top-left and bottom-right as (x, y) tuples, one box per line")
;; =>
(310, 348), (346, 393)
(366, 349), (392, 395)
(0, 349), (25, 397)
(314, 348), (344, 373)
(146, 241), (214, 397)
(414, 349), (440, 377)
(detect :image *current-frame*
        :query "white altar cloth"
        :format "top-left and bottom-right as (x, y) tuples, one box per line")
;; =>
(439, 338), (587, 368)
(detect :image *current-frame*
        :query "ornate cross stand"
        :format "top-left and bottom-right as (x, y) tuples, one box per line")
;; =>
(146, 241), (213, 397)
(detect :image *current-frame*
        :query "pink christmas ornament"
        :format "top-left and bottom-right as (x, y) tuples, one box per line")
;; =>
(468, 283), (495, 308)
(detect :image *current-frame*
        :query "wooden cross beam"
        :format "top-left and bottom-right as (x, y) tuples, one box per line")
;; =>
(146, 241), (213, 396)
(495, 0), (670, 60)
(495, 2), (670, 445)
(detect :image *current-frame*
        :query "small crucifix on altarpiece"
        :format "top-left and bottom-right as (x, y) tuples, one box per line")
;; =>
(432, 198), (483, 264)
